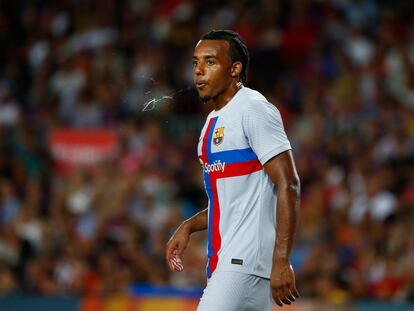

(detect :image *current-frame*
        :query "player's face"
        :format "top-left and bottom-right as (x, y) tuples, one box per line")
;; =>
(192, 40), (233, 102)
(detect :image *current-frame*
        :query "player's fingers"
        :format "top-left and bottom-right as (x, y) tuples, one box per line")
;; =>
(290, 283), (299, 298)
(278, 285), (292, 305)
(170, 257), (183, 272)
(166, 247), (173, 263)
(173, 249), (182, 262)
(171, 255), (184, 270)
(286, 289), (296, 302)
(168, 257), (175, 271)
(283, 283), (297, 302)
(173, 262), (183, 271)
(166, 241), (174, 258)
(165, 243), (177, 271)
(166, 255), (174, 271)
(281, 298), (292, 305)
(280, 292), (291, 305)
(170, 258), (179, 271)
(274, 297), (283, 307)
(272, 288), (283, 307)
(172, 250), (184, 271)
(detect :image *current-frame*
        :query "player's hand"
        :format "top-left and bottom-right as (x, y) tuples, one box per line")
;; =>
(166, 224), (190, 272)
(270, 261), (299, 307)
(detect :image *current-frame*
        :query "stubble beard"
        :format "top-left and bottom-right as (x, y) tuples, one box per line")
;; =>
(199, 95), (212, 104)
(198, 89), (222, 104)
(196, 89), (212, 104)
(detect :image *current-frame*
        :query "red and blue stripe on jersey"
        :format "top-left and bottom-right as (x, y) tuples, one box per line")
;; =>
(199, 116), (262, 278)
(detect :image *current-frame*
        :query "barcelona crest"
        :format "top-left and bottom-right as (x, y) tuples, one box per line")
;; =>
(213, 127), (224, 145)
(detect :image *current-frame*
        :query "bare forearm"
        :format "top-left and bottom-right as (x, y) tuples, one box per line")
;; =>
(166, 209), (207, 271)
(273, 182), (300, 263)
(182, 208), (208, 234)
(263, 151), (300, 264)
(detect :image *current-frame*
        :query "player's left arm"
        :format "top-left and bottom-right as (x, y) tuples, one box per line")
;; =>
(264, 150), (300, 307)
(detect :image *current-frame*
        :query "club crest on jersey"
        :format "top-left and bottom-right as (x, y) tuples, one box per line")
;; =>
(213, 127), (224, 145)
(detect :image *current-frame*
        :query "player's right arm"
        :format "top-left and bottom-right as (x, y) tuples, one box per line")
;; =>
(166, 208), (208, 272)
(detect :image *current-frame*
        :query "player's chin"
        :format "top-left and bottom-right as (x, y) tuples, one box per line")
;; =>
(196, 87), (210, 100)
(198, 94), (212, 103)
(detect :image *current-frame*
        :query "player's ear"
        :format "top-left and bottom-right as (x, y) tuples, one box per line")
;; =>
(231, 61), (242, 78)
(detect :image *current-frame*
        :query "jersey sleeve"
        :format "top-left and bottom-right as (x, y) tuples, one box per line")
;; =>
(242, 100), (292, 165)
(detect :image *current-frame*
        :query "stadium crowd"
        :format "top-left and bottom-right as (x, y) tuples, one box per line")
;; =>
(0, 0), (413, 304)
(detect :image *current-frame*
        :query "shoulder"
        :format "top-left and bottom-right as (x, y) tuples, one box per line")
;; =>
(240, 87), (281, 117)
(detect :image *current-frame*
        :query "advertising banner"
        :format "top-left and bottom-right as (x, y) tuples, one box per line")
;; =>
(48, 129), (119, 172)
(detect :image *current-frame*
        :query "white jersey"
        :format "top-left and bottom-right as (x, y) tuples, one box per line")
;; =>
(197, 86), (292, 279)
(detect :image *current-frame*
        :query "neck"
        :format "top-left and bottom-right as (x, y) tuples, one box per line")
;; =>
(211, 81), (243, 111)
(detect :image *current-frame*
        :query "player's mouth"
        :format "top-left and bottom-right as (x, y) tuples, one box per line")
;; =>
(195, 81), (207, 89)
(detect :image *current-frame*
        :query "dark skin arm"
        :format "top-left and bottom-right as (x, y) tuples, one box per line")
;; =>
(264, 150), (300, 307)
(165, 208), (208, 271)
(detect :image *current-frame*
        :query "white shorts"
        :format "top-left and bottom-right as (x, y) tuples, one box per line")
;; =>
(196, 271), (272, 311)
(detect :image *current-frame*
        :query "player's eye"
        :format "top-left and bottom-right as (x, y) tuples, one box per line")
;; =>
(192, 60), (198, 66)
(207, 60), (214, 65)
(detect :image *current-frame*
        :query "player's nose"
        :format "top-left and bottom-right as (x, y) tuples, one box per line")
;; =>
(194, 63), (204, 76)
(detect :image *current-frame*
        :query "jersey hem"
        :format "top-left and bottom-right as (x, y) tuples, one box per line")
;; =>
(212, 267), (270, 280)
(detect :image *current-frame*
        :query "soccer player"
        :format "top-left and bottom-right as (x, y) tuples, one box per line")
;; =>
(166, 30), (300, 310)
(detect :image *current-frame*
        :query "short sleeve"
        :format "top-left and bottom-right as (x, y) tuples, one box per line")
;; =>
(242, 101), (292, 165)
